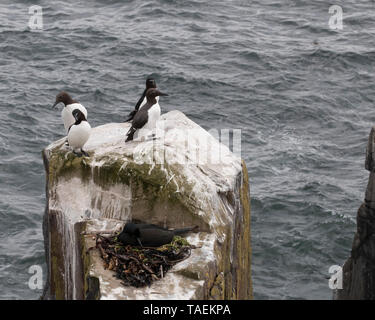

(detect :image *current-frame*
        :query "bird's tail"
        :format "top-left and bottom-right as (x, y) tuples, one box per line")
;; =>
(126, 127), (136, 142)
(172, 226), (199, 235)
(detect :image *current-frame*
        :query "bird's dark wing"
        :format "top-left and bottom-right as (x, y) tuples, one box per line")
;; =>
(125, 108), (149, 141)
(131, 108), (149, 130)
(119, 223), (197, 247)
(139, 229), (174, 247)
(118, 232), (138, 246)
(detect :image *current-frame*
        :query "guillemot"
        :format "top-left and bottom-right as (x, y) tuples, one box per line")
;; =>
(125, 78), (158, 122)
(68, 109), (91, 157)
(118, 222), (198, 247)
(52, 91), (88, 133)
(125, 88), (168, 142)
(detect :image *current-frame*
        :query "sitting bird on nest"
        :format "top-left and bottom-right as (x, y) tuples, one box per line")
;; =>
(118, 222), (198, 247)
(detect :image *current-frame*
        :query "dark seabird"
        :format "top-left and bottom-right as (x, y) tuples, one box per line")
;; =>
(68, 109), (91, 157)
(125, 88), (168, 142)
(52, 91), (88, 133)
(125, 78), (157, 122)
(117, 222), (198, 247)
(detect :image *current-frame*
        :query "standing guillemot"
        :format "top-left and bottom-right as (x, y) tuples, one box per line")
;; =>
(52, 91), (88, 133)
(118, 222), (198, 247)
(68, 109), (91, 157)
(125, 78), (158, 122)
(125, 88), (168, 142)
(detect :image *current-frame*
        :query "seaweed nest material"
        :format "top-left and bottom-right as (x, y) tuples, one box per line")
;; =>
(96, 234), (192, 288)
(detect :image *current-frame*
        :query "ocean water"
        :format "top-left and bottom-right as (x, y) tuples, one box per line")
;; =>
(0, 0), (374, 300)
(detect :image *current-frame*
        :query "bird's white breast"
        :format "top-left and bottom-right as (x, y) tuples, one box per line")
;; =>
(61, 103), (88, 132)
(143, 103), (161, 130)
(139, 96), (159, 110)
(68, 121), (91, 150)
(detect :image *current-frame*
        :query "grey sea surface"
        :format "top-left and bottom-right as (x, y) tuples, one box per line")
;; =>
(0, 0), (374, 299)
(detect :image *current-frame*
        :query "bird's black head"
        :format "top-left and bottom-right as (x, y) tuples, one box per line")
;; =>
(52, 91), (75, 108)
(146, 78), (157, 90)
(122, 222), (140, 237)
(145, 88), (168, 103)
(72, 109), (86, 123)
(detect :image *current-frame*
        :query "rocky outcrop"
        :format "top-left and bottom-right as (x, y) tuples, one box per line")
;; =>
(336, 126), (375, 299)
(41, 110), (252, 300)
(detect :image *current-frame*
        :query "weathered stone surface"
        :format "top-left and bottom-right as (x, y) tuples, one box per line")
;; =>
(336, 126), (375, 300)
(42, 110), (252, 300)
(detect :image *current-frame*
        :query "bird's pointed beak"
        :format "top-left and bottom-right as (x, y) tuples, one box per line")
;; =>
(158, 92), (169, 97)
(52, 101), (59, 109)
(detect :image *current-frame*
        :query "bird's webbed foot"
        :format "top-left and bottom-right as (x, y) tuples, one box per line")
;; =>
(81, 149), (89, 157)
(73, 150), (83, 157)
(137, 237), (143, 247)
